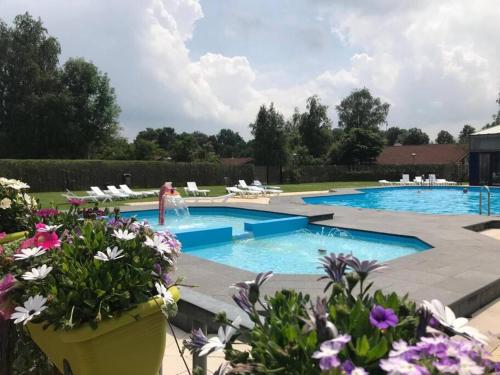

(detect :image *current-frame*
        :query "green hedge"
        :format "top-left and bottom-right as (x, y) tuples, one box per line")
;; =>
(0, 160), (254, 192)
(285, 164), (468, 184)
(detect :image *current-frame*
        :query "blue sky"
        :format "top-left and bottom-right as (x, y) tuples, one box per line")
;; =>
(1, 0), (499, 140)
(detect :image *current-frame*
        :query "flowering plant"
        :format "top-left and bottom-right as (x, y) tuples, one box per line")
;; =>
(0, 208), (181, 330)
(0, 177), (36, 233)
(185, 253), (497, 374)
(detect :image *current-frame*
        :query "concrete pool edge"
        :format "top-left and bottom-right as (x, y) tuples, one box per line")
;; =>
(120, 192), (500, 319)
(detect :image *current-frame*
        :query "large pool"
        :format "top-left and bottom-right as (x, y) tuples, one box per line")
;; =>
(123, 207), (431, 274)
(304, 186), (500, 215)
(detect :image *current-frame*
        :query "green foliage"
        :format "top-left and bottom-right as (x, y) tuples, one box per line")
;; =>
(336, 128), (385, 164)
(0, 14), (120, 159)
(298, 96), (333, 158)
(250, 104), (288, 168)
(336, 88), (390, 132)
(402, 128), (430, 145)
(0, 159), (254, 192)
(385, 126), (406, 146)
(435, 130), (456, 144)
(458, 124), (476, 144)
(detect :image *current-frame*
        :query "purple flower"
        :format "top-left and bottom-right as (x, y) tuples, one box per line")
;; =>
(380, 357), (429, 375)
(312, 335), (351, 371)
(232, 289), (253, 315)
(231, 271), (273, 305)
(302, 297), (338, 341)
(343, 256), (387, 280)
(0, 274), (16, 303)
(183, 328), (209, 353)
(36, 208), (60, 218)
(318, 253), (349, 291)
(369, 305), (399, 329)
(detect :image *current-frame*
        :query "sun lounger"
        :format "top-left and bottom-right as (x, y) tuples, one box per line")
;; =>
(119, 184), (151, 197)
(62, 190), (99, 203)
(252, 180), (281, 190)
(239, 180), (282, 196)
(106, 185), (132, 199)
(413, 176), (423, 185)
(398, 174), (413, 185)
(378, 180), (391, 186)
(184, 182), (210, 196)
(226, 186), (260, 198)
(89, 187), (115, 201)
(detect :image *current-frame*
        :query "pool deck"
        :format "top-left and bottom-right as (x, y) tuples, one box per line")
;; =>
(123, 187), (500, 325)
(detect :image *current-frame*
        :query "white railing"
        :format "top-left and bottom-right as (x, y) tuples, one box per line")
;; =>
(479, 185), (491, 216)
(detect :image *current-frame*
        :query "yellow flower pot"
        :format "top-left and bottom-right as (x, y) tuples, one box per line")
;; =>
(27, 287), (180, 375)
(0, 231), (27, 244)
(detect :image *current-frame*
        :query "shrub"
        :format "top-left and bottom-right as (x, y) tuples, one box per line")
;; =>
(0, 159), (255, 192)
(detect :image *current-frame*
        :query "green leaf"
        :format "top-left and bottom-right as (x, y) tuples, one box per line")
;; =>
(355, 335), (370, 357)
(366, 337), (388, 362)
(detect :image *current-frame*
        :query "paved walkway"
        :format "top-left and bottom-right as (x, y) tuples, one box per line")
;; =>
(481, 228), (500, 241)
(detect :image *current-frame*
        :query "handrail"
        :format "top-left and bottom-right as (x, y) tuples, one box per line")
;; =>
(479, 185), (491, 216)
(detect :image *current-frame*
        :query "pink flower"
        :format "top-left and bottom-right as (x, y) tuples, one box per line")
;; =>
(36, 208), (60, 218)
(0, 232), (6, 239)
(68, 198), (85, 206)
(0, 303), (15, 320)
(33, 231), (60, 249)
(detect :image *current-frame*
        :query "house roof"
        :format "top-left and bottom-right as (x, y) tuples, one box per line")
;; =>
(220, 157), (254, 166)
(376, 144), (468, 165)
(473, 124), (500, 135)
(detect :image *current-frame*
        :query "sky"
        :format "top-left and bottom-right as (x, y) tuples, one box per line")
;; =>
(1, 0), (499, 140)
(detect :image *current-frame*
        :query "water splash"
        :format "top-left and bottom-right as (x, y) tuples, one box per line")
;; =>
(158, 182), (190, 225)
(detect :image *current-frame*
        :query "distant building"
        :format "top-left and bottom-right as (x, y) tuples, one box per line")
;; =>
(377, 144), (468, 166)
(469, 125), (500, 185)
(220, 157), (254, 166)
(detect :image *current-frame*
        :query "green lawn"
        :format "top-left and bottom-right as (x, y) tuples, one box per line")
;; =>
(32, 181), (377, 208)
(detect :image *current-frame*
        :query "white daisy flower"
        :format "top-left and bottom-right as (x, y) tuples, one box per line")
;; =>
(144, 235), (172, 255)
(94, 246), (125, 262)
(37, 224), (62, 233)
(0, 198), (12, 209)
(155, 282), (174, 306)
(13, 247), (46, 260)
(112, 229), (136, 241)
(422, 299), (488, 344)
(10, 295), (48, 325)
(22, 264), (53, 281)
(199, 316), (241, 356)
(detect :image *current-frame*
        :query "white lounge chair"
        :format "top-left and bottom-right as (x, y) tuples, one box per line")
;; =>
(378, 180), (391, 186)
(239, 180), (282, 196)
(398, 174), (413, 185)
(107, 185), (132, 199)
(119, 185), (147, 197)
(184, 182), (210, 196)
(226, 186), (260, 198)
(252, 180), (281, 190)
(89, 187), (114, 201)
(62, 190), (99, 203)
(413, 176), (423, 185)
(436, 178), (457, 186)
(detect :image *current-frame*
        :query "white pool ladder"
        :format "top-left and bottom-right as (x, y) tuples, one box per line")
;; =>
(479, 185), (491, 216)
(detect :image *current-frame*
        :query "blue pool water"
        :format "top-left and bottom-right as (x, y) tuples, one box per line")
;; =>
(123, 207), (431, 274)
(121, 207), (288, 235)
(185, 225), (430, 274)
(304, 186), (500, 215)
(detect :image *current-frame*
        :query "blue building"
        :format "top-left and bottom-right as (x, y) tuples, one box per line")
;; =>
(469, 125), (500, 185)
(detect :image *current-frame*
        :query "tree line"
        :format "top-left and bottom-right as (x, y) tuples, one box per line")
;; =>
(0, 13), (497, 166)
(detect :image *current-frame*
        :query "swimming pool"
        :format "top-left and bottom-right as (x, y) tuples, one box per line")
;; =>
(185, 225), (430, 274)
(303, 186), (500, 215)
(121, 207), (289, 235)
(123, 207), (431, 273)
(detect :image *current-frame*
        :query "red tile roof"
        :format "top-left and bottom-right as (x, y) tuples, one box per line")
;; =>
(220, 157), (254, 166)
(376, 144), (468, 165)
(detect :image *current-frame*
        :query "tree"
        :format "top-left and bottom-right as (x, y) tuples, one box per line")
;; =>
(402, 128), (430, 145)
(337, 128), (385, 164)
(435, 130), (455, 144)
(213, 129), (248, 157)
(336, 88), (390, 131)
(298, 96), (332, 158)
(0, 14), (121, 158)
(385, 127), (406, 146)
(96, 137), (134, 160)
(458, 124), (476, 144)
(250, 104), (288, 182)
(483, 91), (500, 129)
(133, 138), (166, 160)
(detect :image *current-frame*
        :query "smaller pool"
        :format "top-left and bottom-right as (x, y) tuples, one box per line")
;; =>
(185, 225), (431, 274)
(121, 207), (289, 235)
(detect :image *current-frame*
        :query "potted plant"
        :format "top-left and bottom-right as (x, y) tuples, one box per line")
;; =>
(1, 204), (182, 375)
(185, 254), (498, 374)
